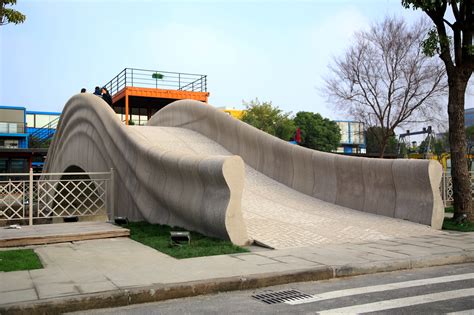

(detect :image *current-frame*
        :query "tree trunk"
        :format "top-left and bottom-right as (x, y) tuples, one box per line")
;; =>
(379, 138), (388, 158)
(448, 72), (473, 222)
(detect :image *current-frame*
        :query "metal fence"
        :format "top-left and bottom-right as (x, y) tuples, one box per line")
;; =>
(104, 68), (207, 97)
(0, 169), (113, 225)
(441, 171), (474, 206)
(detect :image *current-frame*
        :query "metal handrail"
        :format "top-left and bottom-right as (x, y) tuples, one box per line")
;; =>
(104, 68), (207, 97)
(28, 116), (60, 148)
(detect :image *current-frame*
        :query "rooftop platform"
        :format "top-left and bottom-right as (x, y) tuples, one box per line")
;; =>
(104, 68), (209, 125)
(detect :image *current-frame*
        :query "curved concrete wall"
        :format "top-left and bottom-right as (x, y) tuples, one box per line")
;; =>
(44, 94), (250, 245)
(148, 100), (444, 229)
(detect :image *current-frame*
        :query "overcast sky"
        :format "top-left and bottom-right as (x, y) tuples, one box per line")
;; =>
(0, 0), (450, 121)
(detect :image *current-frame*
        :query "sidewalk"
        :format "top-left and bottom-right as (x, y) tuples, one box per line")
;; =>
(0, 231), (473, 314)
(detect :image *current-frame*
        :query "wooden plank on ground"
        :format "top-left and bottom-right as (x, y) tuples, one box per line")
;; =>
(0, 222), (130, 248)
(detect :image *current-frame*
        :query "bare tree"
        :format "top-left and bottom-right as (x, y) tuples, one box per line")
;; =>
(402, 0), (474, 223)
(324, 16), (447, 157)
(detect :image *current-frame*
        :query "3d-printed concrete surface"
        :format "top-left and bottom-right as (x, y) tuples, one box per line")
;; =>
(44, 95), (444, 248)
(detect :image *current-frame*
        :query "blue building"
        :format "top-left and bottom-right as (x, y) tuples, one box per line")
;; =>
(334, 121), (366, 154)
(0, 106), (61, 173)
(26, 110), (60, 142)
(0, 106), (29, 149)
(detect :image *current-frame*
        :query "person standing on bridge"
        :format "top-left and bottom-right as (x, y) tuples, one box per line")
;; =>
(101, 87), (112, 106)
(93, 86), (101, 96)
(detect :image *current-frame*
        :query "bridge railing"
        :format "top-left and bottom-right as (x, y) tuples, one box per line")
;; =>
(104, 68), (207, 97)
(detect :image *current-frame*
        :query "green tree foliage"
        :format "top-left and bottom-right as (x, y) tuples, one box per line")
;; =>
(402, 0), (474, 221)
(0, 0), (26, 26)
(241, 99), (296, 141)
(293, 112), (341, 152)
(418, 134), (449, 156)
(366, 127), (398, 156)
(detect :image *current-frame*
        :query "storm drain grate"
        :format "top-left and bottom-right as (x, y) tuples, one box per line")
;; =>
(252, 289), (313, 304)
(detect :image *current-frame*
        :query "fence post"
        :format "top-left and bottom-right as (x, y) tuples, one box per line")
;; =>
(29, 168), (33, 226)
(443, 171), (447, 208)
(110, 168), (115, 221)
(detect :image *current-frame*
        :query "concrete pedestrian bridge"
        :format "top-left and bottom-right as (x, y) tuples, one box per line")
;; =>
(44, 95), (444, 249)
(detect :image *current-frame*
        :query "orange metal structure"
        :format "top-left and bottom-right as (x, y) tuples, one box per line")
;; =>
(113, 87), (209, 125)
(104, 68), (209, 125)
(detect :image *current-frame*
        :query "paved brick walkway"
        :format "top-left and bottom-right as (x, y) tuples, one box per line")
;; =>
(135, 127), (443, 249)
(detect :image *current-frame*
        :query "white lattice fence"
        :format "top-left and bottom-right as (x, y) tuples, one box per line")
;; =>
(0, 180), (26, 220)
(37, 179), (106, 218)
(0, 170), (112, 225)
(441, 171), (474, 206)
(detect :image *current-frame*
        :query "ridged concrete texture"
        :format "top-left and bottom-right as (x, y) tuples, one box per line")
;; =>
(45, 96), (444, 248)
(148, 100), (444, 229)
(44, 94), (249, 246)
(135, 126), (442, 249)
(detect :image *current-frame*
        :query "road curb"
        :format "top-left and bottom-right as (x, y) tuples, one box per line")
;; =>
(1, 252), (473, 314)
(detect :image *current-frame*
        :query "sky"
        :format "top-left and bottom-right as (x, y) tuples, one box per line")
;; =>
(0, 0), (437, 121)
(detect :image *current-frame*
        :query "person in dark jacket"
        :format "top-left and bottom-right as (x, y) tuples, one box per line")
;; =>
(101, 87), (113, 106)
(93, 86), (101, 96)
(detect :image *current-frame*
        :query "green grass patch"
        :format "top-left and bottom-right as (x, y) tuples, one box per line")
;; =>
(442, 218), (474, 232)
(0, 249), (43, 272)
(125, 222), (249, 259)
(445, 206), (454, 213)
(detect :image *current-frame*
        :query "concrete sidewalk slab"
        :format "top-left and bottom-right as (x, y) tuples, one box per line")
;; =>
(0, 222), (129, 248)
(0, 232), (472, 314)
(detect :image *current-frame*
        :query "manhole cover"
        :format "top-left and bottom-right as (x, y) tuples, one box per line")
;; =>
(252, 289), (313, 304)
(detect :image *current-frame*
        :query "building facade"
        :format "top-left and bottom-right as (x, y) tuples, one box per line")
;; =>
(0, 106), (29, 150)
(334, 121), (366, 154)
(0, 106), (60, 173)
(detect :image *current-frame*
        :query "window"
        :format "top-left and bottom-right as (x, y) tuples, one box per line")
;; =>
(29, 114), (60, 128)
(35, 115), (50, 127)
(350, 122), (363, 145)
(26, 114), (35, 128)
(0, 123), (8, 133)
(337, 122), (350, 144)
(49, 116), (59, 128)
(8, 123), (18, 133)
(0, 158), (7, 173)
(131, 114), (140, 124)
(10, 159), (28, 173)
(5, 140), (19, 148)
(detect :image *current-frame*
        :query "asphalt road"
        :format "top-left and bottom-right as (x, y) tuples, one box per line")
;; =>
(70, 263), (474, 314)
